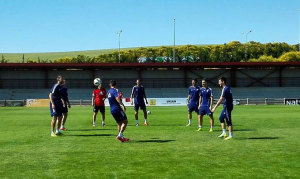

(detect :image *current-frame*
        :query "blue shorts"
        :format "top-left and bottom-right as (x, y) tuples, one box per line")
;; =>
(50, 102), (63, 117)
(111, 110), (127, 123)
(188, 103), (199, 114)
(219, 107), (233, 126)
(199, 106), (212, 116)
(134, 103), (146, 111)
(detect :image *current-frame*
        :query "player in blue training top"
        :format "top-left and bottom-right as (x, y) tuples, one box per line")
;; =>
(130, 79), (149, 126)
(59, 80), (71, 131)
(186, 79), (200, 126)
(107, 80), (129, 142)
(197, 79), (214, 132)
(212, 77), (234, 140)
(49, 75), (65, 137)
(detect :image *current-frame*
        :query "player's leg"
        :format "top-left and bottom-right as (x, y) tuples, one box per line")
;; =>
(197, 115), (203, 131)
(56, 115), (63, 135)
(187, 109), (192, 126)
(100, 106), (105, 126)
(51, 116), (57, 137)
(142, 104), (149, 126)
(134, 104), (139, 126)
(218, 110), (227, 138)
(115, 111), (129, 142)
(208, 114), (214, 132)
(225, 109), (233, 140)
(60, 112), (67, 131)
(92, 106), (99, 127)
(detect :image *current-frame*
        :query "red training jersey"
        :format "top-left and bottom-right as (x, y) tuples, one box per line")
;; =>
(93, 88), (106, 106)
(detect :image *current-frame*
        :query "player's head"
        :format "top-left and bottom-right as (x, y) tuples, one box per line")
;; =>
(218, 77), (227, 87)
(136, 79), (141, 86)
(57, 75), (64, 84)
(192, 78), (198, 86)
(110, 80), (116, 87)
(202, 78), (208, 88)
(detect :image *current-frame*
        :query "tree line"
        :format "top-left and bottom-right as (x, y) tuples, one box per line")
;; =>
(1, 41), (300, 63)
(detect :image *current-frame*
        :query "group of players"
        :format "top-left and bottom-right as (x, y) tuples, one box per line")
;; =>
(49, 75), (233, 142)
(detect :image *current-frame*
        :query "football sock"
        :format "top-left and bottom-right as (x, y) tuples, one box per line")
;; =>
(229, 132), (233, 138)
(61, 125), (64, 128)
(144, 119), (147, 123)
(198, 125), (202, 128)
(210, 126), (213, 129)
(136, 120), (139, 124)
(188, 119), (191, 124)
(118, 132), (123, 137)
(222, 129), (226, 134)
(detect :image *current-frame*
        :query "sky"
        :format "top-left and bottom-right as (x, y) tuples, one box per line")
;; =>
(0, 0), (299, 53)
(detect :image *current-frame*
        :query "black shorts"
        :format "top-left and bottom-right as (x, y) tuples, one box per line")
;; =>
(62, 106), (68, 113)
(94, 106), (105, 113)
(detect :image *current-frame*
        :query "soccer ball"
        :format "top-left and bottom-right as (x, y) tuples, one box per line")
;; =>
(93, 78), (102, 86)
(147, 111), (151, 115)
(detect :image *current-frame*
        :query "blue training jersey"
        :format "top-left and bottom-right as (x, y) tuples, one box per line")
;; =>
(107, 88), (122, 112)
(50, 83), (62, 102)
(188, 86), (200, 105)
(59, 86), (68, 101)
(132, 85), (146, 104)
(200, 87), (213, 107)
(221, 85), (233, 109)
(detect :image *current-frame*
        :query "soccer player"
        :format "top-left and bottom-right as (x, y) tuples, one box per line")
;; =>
(49, 75), (64, 137)
(186, 79), (200, 126)
(130, 79), (149, 126)
(92, 83), (106, 127)
(107, 80), (129, 142)
(60, 80), (71, 131)
(197, 79), (214, 132)
(211, 77), (234, 140)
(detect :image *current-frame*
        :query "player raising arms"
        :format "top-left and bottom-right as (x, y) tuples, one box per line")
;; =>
(186, 79), (200, 126)
(60, 80), (71, 131)
(49, 75), (64, 137)
(107, 80), (129, 142)
(130, 79), (149, 126)
(197, 79), (214, 132)
(211, 77), (234, 140)
(92, 83), (106, 127)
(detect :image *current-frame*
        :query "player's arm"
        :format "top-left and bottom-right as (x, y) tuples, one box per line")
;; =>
(198, 96), (202, 110)
(49, 93), (55, 109)
(210, 96), (214, 111)
(130, 87), (134, 105)
(66, 96), (71, 108)
(187, 95), (190, 106)
(92, 93), (95, 106)
(212, 96), (224, 112)
(143, 87), (148, 104)
(116, 96), (126, 112)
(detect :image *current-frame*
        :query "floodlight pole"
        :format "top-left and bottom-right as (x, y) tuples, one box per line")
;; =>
(298, 9), (300, 52)
(173, 18), (176, 62)
(117, 30), (122, 63)
(245, 30), (252, 60)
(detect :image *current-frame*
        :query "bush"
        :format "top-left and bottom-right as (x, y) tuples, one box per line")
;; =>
(278, 51), (300, 62)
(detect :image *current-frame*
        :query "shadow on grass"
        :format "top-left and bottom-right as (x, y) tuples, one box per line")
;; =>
(68, 129), (114, 131)
(67, 134), (114, 137)
(234, 129), (256, 132)
(247, 137), (279, 140)
(137, 139), (175, 143)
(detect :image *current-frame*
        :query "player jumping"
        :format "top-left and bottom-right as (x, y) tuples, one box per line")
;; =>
(107, 80), (129, 142)
(211, 77), (234, 140)
(197, 79), (214, 132)
(130, 79), (149, 126)
(49, 75), (64, 137)
(92, 83), (106, 127)
(186, 79), (200, 126)
(60, 80), (71, 131)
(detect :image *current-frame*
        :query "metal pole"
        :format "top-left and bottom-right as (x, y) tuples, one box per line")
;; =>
(173, 18), (176, 62)
(298, 9), (300, 52)
(245, 30), (252, 60)
(117, 30), (122, 63)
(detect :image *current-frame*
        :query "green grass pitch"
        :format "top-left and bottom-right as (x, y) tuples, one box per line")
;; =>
(0, 105), (299, 178)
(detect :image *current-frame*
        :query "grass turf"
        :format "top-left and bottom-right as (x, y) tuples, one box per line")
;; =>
(0, 105), (299, 178)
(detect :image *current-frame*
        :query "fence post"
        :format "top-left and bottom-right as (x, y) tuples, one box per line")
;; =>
(80, 99), (82, 106)
(246, 98), (249, 105)
(283, 98), (286, 105)
(265, 98), (267, 105)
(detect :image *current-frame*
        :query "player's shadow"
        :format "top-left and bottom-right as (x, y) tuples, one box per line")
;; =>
(67, 134), (114, 137)
(247, 137), (279, 140)
(137, 139), (175, 143)
(234, 129), (256, 132)
(68, 129), (114, 131)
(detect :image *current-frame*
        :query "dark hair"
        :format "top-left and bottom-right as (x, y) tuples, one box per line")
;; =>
(192, 78), (198, 83)
(219, 77), (227, 84)
(202, 78), (207, 82)
(110, 80), (116, 86)
(137, 78), (141, 81)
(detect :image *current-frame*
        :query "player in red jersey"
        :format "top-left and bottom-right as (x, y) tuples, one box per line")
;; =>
(92, 83), (106, 127)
